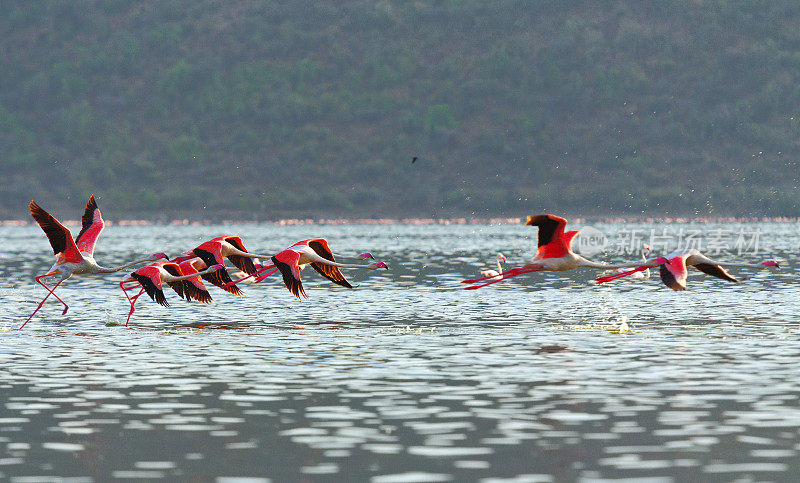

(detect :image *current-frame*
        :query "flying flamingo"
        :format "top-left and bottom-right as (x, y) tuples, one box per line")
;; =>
(480, 253), (507, 280)
(173, 236), (273, 296)
(228, 248), (376, 286)
(22, 196), (168, 329)
(595, 248), (780, 290)
(175, 258), (218, 303)
(120, 262), (224, 326)
(234, 238), (387, 298)
(461, 215), (669, 290)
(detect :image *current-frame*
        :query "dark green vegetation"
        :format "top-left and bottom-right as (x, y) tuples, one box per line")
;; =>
(2, 1), (799, 219)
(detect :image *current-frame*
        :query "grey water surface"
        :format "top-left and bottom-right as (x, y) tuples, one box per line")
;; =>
(1, 222), (799, 482)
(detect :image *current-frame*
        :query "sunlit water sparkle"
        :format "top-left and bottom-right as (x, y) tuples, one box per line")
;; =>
(0, 222), (798, 481)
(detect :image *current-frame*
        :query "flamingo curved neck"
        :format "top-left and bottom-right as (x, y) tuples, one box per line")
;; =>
(640, 250), (651, 279)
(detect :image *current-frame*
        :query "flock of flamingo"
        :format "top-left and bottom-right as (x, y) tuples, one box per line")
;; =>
(19, 196), (782, 330)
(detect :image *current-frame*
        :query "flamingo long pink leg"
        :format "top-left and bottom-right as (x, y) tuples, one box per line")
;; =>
(125, 289), (146, 326)
(595, 265), (653, 284)
(462, 267), (539, 290)
(20, 275), (66, 329)
(225, 264), (277, 286)
(462, 266), (538, 284)
(34, 273), (69, 314)
(120, 280), (145, 326)
(253, 267), (279, 283)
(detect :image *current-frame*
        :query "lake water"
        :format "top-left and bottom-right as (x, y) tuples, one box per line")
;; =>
(0, 221), (798, 482)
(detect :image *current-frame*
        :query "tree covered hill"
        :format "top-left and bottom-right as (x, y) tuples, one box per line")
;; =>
(2, 0), (799, 220)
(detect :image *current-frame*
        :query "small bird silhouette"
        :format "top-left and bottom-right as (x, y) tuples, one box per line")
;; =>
(412, 157), (418, 163)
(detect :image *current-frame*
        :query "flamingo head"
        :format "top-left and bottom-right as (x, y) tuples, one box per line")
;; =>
(149, 252), (169, 261)
(497, 253), (507, 262)
(652, 256), (670, 266)
(371, 261), (389, 270)
(358, 252), (374, 260)
(762, 260), (780, 268)
(642, 244), (651, 253)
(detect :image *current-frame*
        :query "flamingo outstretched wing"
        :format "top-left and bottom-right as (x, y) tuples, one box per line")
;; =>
(131, 271), (169, 307)
(307, 239), (354, 289)
(162, 263), (188, 300)
(693, 263), (740, 283)
(29, 201), (82, 263)
(223, 236), (258, 274)
(177, 260), (214, 303)
(526, 214), (572, 258)
(190, 245), (243, 295)
(272, 251), (306, 299)
(74, 195), (105, 255)
(659, 259), (688, 291)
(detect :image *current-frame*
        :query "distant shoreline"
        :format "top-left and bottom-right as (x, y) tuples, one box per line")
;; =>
(1, 216), (798, 227)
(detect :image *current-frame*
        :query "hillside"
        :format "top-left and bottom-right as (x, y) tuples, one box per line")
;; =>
(2, 0), (799, 219)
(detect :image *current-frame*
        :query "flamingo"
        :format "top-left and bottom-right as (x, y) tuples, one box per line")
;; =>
(236, 238), (387, 298)
(120, 262), (224, 326)
(479, 253), (507, 280)
(228, 249), (376, 286)
(461, 215), (669, 290)
(175, 258), (218, 303)
(595, 248), (780, 290)
(173, 236), (273, 296)
(22, 196), (168, 329)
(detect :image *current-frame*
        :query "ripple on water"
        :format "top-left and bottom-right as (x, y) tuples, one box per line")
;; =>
(1, 223), (800, 481)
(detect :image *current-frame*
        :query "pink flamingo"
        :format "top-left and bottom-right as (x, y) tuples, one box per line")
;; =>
(480, 253), (507, 280)
(120, 262), (224, 326)
(596, 248), (780, 290)
(23, 196), (167, 329)
(462, 215), (669, 289)
(229, 246), (376, 286)
(173, 236), (273, 295)
(172, 255), (247, 297)
(174, 258), (218, 303)
(233, 238), (387, 298)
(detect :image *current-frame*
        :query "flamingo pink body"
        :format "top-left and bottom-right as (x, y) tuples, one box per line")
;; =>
(176, 258), (215, 301)
(173, 235), (273, 296)
(239, 238), (387, 299)
(597, 248), (780, 290)
(120, 262), (224, 326)
(22, 196), (167, 329)
(462, 215), (669, 290)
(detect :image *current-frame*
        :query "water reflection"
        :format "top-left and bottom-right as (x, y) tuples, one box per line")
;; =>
(0, 223), (799, 480)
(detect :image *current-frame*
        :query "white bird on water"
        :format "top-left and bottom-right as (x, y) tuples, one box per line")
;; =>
(613, 245), (652, 280)
(480, 253), (507, 280)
